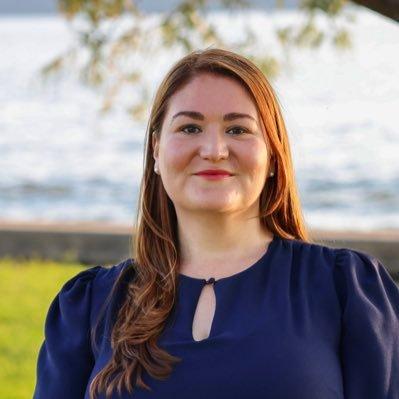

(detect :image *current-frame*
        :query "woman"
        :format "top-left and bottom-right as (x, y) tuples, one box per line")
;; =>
(33, 48), (399, 399)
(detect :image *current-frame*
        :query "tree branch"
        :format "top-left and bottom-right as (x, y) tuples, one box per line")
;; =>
(350, 0), (399, 21)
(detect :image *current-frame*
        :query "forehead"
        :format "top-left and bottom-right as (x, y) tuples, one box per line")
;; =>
(166, 73), (259, 118)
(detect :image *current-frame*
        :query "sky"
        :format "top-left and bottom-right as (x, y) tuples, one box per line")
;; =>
(0, 0), (298, 15)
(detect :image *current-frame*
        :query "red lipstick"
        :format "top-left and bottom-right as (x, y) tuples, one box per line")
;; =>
(195, 169), (233, 176)
(194, 169), (234, 180)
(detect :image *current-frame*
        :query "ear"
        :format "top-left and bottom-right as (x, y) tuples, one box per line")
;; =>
(152, 131), (159, 162)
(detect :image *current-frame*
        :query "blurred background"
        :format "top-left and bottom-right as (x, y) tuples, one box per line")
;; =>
(0, 0), (398, 230)
(0, 0), (398, 397)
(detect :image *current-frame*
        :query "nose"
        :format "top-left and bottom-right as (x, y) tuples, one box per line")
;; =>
(198, 127), (229, 161)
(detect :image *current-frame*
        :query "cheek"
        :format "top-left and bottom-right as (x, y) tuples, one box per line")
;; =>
(239, 140), (269, 176)
(161, 136), (192, 172)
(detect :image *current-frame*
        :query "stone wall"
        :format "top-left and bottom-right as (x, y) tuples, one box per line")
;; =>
(0, 220), (398, 281)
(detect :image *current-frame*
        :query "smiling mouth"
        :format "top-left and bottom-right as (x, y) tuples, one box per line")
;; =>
(194, 174), (233, 180)
(194, 171), (234, 176)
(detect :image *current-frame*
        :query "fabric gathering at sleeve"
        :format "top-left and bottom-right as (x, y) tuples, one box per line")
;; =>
(33, 265), (104, 399)
(333, 247), (399, 398)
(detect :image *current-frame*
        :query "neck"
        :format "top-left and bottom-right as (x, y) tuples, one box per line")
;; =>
(176, 206), (273, 279)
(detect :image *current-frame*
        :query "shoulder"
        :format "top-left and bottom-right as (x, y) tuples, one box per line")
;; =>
(279, 237), (337, 268)
(59, 257), (134, 297)
(91, 257), (135, 296)
(280, 236), (383, 271)
(88, 258), (136, 319)
(278, 237), (395, 286)
(282, 237), (399, 311)
(55, 257), (135, 325)
(331, 245), (399, 307)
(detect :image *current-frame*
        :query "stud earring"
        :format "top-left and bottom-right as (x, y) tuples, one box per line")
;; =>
(269, 172), (274, 177)
(154, 164), (159, 174)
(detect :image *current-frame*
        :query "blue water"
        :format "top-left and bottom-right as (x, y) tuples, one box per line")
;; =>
(0, 9), (398, 231)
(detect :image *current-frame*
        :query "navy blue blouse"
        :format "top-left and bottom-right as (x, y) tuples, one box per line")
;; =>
(33, 235), (399, 398)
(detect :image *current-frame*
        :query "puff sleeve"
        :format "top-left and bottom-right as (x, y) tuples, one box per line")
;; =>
(334, 248), (399, 398)
(33, 265), (103, 399)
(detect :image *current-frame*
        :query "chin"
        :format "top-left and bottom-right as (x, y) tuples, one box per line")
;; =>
(185, 199), (236, 212)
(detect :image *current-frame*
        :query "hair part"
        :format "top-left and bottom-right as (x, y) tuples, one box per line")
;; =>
(89, 46), (312, 399)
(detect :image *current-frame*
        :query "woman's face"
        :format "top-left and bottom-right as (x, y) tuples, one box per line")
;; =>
(153, 72), (273, 215)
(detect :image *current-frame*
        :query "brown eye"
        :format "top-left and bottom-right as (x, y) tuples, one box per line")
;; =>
(227, 126), (248, 135)
(180, 124), (201, 134)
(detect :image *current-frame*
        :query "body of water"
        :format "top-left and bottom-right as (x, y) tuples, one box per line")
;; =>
(0, 8), (398, 231)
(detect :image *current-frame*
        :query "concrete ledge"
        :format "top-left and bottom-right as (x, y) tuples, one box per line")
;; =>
(0, 220), (398, 280)
(0, 220), (134, 266)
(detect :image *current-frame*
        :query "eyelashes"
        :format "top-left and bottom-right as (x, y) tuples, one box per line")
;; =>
(178, 124), (250, 135)
(180, 124), (200, 134)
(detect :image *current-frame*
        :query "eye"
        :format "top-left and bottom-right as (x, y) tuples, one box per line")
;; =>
(227, 126), (249, 135)
(179, 124), (201, 134)
(178, 124), (249, 135)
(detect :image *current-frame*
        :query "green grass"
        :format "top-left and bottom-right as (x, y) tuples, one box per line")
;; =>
(0, 257), (87, 399)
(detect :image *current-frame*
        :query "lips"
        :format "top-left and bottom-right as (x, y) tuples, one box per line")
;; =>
(195, 169), (233, 176)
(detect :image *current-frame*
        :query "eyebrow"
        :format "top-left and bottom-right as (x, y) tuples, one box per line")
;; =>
(171, 111), (258, 124)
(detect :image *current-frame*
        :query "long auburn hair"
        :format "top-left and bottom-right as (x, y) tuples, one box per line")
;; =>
(89, 47), (312, 398)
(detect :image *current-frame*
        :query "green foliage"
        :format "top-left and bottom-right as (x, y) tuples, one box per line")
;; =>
(301, 0), (348, 16)
(40, 0), (355, 121)
(333, 27), (351, 47)
(0, 258), (86, 398)
(58, 0), (139, 23)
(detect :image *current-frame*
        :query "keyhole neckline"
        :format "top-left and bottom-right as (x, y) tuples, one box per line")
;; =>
(178, 234), (279, 285)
